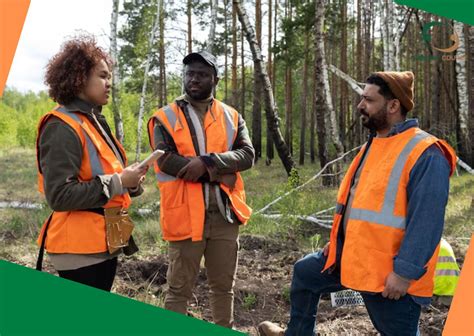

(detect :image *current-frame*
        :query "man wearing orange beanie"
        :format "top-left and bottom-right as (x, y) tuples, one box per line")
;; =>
(259, 71), (456, 336)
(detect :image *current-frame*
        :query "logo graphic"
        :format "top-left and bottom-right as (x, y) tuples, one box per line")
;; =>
(417, 21), (464, 62)
(422, 21), (460, 53)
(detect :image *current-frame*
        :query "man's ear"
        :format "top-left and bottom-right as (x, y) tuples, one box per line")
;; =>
(389, 99), (401, 115)
(214, 76), (220, 86)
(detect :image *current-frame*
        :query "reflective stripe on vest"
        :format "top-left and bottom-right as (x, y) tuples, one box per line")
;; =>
(154, 105), (178, 183)
(156, 172), (177, 182)
(222, 103), (236, 150)
(163, 104), (178, 131)
(434, 238), (460, 295)
(348, 131), (430, 229)
(153, 102), (238, 182)
(436, 269), (460, 276)
(55, 107), (104, 177)
(438, 256), (456, 263)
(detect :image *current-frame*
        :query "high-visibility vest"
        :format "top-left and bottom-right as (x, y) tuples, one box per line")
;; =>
(147, 99), (252, 242)
(323, 127), (456, 297)
(36, 106), (131, 253)
(433, 238), (460, 296)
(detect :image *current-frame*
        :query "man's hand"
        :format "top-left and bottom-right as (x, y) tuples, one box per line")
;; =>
(217, 173), (237, 190)
(177, 157), (207, 182)
(382, 272), (411, 300)
(322, 242), (330, 256)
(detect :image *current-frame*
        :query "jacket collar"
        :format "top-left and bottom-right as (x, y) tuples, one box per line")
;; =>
(387, 118), (419, 137)
(63, 97), (102, 116)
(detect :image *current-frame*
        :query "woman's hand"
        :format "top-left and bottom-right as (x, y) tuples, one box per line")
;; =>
(119, 163), (148, 188)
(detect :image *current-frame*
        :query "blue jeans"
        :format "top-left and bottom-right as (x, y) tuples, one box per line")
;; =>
(286, 251), (421, 336)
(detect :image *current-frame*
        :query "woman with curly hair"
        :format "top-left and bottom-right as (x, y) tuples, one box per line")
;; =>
(35, 35), (146, 291)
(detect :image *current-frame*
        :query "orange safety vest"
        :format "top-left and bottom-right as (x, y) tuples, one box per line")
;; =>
(323, 127), (456, 297)
(147, 99), (252, 242)
(36, 106), (132, 254)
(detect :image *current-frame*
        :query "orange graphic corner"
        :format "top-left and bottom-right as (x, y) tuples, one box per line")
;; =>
(443, 234), (474, 335)
(0, 0), (31, 97)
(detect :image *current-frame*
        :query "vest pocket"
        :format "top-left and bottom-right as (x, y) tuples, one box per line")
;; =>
(160, 180), (186, 209)
(159, 180), (191, 238)
(367, 248), (395, 292)
(66, 211), (107, 253)
(161, 204), (191, 238)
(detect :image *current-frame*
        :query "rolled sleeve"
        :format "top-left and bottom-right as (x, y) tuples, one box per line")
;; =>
(393, 145), (451, 281)
(393, 257), (427, 280)
(97, 173), (123, 199)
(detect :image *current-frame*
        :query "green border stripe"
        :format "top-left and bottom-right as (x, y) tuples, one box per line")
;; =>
(395, 0), (474, 25)
(0, 260), (245, 335)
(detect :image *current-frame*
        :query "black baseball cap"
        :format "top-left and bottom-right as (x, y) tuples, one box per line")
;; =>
(183, 51), (218, 76)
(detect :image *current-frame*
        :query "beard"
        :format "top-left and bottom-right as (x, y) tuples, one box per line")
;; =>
(184, 85), (213, 101)
(360, 103), (389, 132)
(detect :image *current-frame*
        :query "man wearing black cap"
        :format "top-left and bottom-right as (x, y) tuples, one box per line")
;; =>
(147, 51), (254, 328)
(259, 71), (456, 336)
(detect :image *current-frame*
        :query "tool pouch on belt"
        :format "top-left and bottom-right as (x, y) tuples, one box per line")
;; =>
(105, 207), (135, 254)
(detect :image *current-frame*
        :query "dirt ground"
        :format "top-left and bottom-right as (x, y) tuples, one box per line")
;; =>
(1, 230), (461, 335)
(111, 234), (457, 336)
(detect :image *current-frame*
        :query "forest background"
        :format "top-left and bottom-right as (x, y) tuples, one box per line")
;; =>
(0, 0), (473, 334)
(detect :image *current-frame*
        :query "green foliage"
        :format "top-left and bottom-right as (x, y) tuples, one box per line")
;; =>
(241, 160), (338, 244)
(443, 173), (474, 239)
(0, 88), (55, 149)
(242, 293), (257, 310)
(0, 83), (186, 156)
(119, 0), (159, 93)
(287, 168), (300, 189)
(0, 104), (17, 148)
(281, 286), (291, 304)
(309, 233), (321, 252)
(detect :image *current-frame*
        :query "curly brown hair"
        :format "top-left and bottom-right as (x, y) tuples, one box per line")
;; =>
(44, 35), (113, 105)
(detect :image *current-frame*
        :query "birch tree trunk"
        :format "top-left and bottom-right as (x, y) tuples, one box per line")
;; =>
(266, 0), (274, 164)
(339, 0), (348, 147)
(234, 0), (296, 175)
(231, 1), (238, 107)
(381, 0), (395, 70)
(310, 72), (316, 164)
(468, 25), (474, 166)
(284, 0), (293, 155)
(394, 8), (414, 72)
(314, 0), (329, 184)
(224, 0), (229, 100)
(388, 0), (396, 70)
(252, 0), (262, 160)
(380, 0), (388, 70)
(241, 26), (246, 120)
(187, 0), (192, 53)
(158, 0), (166, 106)
(314, 0), (344, 183)
(135, 1), (160, 161)
(207, 0), (218, 53)
(315, 0), (344, 158)
(299, 30), (310, 165)
(270, 0), (278, 162)
(455, 22), (471, 164)
(109, 0), (124, 143)
(328, 65), (363, 95)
